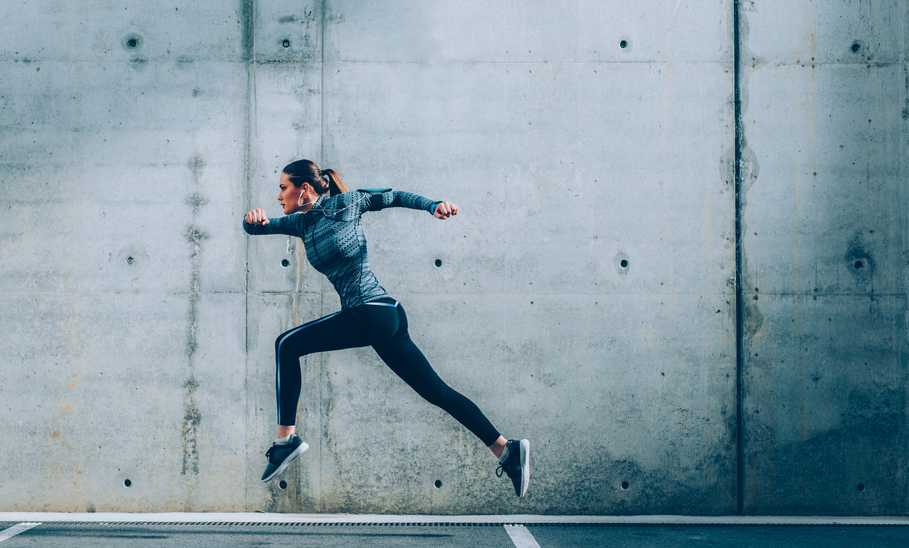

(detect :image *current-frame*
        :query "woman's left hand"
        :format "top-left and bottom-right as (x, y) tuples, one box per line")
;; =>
(433, 201), (459, 220)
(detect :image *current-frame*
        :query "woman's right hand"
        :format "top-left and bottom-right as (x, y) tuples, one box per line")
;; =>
(244, 208), (270, 225)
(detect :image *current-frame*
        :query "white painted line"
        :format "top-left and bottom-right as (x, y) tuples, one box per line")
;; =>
(1, 513), (909, 526)
(504, 524), (541, 548)
(0, 522), (40, 543)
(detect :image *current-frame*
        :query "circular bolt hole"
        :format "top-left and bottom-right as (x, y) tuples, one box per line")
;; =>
(124, 479), (132, 487)
(126, 256), (135, 265)
(850, 41), (861, 53)
(619, 39), (628, 49)
(123, 34), (142, 50)
(434, 259), (442, 267)
(278, 480), (288, 490)
(282, 39), (291, 48)
(620, 480), (629, 490)
(620, 259), (629, 268)
(857, 482), (865, 492)
(434, 479), (443, 488)
(281, 259), (290, 267)
(853, 260), (863, 269)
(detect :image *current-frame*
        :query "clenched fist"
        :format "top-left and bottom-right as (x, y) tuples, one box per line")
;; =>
(245, 208), (270, 225)
(433, 201), (459, 220)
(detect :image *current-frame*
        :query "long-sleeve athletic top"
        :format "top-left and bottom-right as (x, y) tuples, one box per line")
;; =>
(242, 188), (442, 309)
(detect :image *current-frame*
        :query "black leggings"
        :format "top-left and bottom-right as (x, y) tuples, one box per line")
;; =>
(273, 296), (502, 447)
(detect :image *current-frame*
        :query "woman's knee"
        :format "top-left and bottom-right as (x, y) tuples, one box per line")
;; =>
(275, 316), (330, 356)
(274, 334), (289, 357)
(275, 332), (313, 360)
(275, 329), (293, 355)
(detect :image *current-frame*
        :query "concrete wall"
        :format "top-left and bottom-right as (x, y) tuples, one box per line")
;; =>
(0, 0), (903, 515)
(739, 1), (909, 514)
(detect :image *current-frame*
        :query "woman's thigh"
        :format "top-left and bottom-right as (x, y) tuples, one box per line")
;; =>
(276, 308), (370, 358)
(368, 302), (440, 390)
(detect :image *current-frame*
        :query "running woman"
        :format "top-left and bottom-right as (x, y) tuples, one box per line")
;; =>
(242, 159), (530, 497)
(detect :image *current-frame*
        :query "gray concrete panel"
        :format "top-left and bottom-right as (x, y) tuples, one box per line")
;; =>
(739, 1), (909, 513)
(295, 292), (736, 514)
(323, 0), (731, 63)
(0, 57), (247, 295)
(739, 0), (908, 64)
(243, 291), (328, 512)
(0, 1), (245, 62)
(743, 294), (907, 514)
(246, 62), (324, 295)
(322, 60), (735, 298)
(0, 291), (247, 511)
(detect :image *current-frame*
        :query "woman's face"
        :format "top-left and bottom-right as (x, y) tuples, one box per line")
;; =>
(277, 172), (317, 214)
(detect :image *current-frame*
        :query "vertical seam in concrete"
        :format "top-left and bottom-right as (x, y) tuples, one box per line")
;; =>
(320, 0), (326, 165)
(732, 0), (745, 515)
(318, 0), (327, 513)
(241, 0), (256, 509)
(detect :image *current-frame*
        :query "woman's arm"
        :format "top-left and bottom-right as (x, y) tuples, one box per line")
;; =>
(242, 210), (305, 236)
(355, 188), (441, 216)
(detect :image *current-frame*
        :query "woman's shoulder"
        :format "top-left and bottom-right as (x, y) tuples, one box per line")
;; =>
(323, 190), (363, 207)
(317, 191), (369, 219)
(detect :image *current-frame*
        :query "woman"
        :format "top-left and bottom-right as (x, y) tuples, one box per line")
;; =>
(242, 159), (530, 497)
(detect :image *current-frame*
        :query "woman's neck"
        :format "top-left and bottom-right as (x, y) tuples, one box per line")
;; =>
(297, 193), (325, 214)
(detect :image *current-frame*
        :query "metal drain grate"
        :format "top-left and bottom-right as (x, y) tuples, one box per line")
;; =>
(62, 521), (508, 527)
(36, 521), (613, 528)
(32, 521), (909, 529)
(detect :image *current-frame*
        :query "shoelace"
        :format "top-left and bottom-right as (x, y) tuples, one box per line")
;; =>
(495, 449), (513, 477)
(266, 437), (298, 460)
(266, 442), (285, 461)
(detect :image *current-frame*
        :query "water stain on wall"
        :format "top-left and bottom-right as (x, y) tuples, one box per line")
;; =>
(241, 0), (255, 63)
(181, 376), (202, 476)
(746, 384), (907, 513)
(181, 154), (209, 477)
(548, 443), (734, 514)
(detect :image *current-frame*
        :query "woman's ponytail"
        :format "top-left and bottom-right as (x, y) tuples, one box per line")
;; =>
(320, 168), (348, 196)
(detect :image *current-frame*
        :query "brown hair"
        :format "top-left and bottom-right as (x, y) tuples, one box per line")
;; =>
(282, 159), (349, 197)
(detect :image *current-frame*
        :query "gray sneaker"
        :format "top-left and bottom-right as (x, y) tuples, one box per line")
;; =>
(261, 435), (310, 482)
(495, 438), (530, 497)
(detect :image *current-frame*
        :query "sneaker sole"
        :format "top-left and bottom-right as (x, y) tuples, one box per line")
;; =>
(261, 440), (310, 483)
(519, 438), (530, 497)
